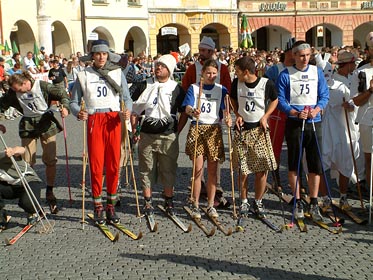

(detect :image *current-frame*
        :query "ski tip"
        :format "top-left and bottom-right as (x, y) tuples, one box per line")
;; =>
(151, 223), (158, 232)
(186, 224), (192, 233)
(207, 227), (216, 237)
(225, 228), (233, 236)
(113, 233), (120, 242)
(136, 231), (143, 240)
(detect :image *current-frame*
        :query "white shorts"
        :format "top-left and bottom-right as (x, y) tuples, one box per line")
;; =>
(359, 124), (373, 153)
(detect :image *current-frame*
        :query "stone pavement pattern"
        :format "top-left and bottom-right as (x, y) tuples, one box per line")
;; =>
(1, 115), (372, 280)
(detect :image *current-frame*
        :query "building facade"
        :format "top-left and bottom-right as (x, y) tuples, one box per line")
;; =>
(240, 1), (373, 51)
(1, 0), (373, 59)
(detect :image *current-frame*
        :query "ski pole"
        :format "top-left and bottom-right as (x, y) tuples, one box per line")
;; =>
(235, 125), (244, 232)
(289, 117), (306, 228)
(190, 78), (204, 204)
(264, 128), (287, 230)
(342, 97), (364, 210)
(310, 117), (341, 227)
(0, 133), (54, 233)
(122, 100), (143, 219)
(80, 100), (88, 229)
(224, 95), (237, 220)
(57, 102), (72, 205)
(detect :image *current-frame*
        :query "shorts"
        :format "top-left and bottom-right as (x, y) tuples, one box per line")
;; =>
(285, 119), (323, 174)
(138, 132), (179, 189)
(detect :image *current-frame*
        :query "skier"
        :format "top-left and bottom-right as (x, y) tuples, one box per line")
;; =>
(70, 39), (132, 225)
(230, 56), (278, 218)
(1, 71), (70, 214)
(276, 40), (329, 222)
(131, 54), (185, 217)
(183, 59), (231, 219)
(0, 125), (42, 230)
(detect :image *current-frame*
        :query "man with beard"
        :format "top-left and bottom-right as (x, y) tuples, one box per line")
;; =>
(131, 54), (185, 216)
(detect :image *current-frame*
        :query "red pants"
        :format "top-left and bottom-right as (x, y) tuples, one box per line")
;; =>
(87, 112), (121, 199)
(268, 108), (287, 160)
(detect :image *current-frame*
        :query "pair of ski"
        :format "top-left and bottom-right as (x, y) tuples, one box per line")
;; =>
(331, 200), (368, 225)
(184, 206), (232, 237)
(267, 184), (342, 234)
(236, 208), (282, 233)
(4, 215), (46, 246)
(143, 205), (192, 233)
(87, 214), (142, 242)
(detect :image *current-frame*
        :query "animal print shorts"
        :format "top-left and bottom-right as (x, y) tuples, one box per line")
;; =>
(232, 126), (277, 175)
(185, 124), (225, 163)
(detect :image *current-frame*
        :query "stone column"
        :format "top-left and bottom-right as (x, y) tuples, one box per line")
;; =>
(37, 15), (53, 54)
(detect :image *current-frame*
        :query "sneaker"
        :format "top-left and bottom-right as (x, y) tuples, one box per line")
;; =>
(94, 205), (105, 225)
(190, 205), (201, 219)
(339, 196), (352, 211)
(310, 204), (324, 222)
(143, 201), (154, 216)
(46, 192), (59, 214)
(164, 199), (176, 216)
(295, 202), (304, 219)
(106, 205), (120, 224)
(239, 202), (250, 216)
(27, 213), (39, 225)
(253, 201), (267, 219)
(320, 196), (332, 211)
(207, 206), (219, 218)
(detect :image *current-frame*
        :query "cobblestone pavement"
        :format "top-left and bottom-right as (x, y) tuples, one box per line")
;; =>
(1, 114), (372, 280)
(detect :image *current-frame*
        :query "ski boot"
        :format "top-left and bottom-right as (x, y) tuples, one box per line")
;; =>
(106, 204), (120, 224)
(207, 206), (219, 218)
(310, 204), (324, 222)
(164, 198), (176, 216)
(253, 200), (267, 219)
(94, 205), (105, 225)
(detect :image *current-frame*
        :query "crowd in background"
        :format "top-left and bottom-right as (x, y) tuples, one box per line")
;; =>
(0, 42), (370, 121)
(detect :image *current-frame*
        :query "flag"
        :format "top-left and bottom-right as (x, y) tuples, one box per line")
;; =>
(33, 41), (40, 66)
(3, 40), (11, 55)
(11, 41), (19, 54)
(240, 15), (253, 49)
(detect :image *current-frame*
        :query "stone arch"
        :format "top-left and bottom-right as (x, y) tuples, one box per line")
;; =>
(353, 22), (373, 48)
(156, 23), (191, 55)
(200, 23), (230, 51)
(305, 22), (342, 48)
(252, 25), (292, 51)
(51, 21), (71, 56)
(9, 20), (36, 55)
(124, 26), (147, 56)
(89, 26), (115, 52)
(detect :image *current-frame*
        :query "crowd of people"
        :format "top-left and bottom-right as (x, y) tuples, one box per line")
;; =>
(1, 31), (373, 230)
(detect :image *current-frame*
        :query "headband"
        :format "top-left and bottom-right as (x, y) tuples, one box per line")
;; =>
(292, 43), (311, 53)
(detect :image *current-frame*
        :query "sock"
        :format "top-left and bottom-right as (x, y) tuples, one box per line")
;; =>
(310, 197), (318, 206)
(241, 198), (248, 204)
(93, 196), (102, 208)
(255, 199), (262, 205)
(46, 186), (54, 193)
(144, 197), (152, 205)
(107, 193), (117, 206)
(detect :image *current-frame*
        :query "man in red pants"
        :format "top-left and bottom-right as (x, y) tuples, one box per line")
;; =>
(70, 40), (132, 224)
